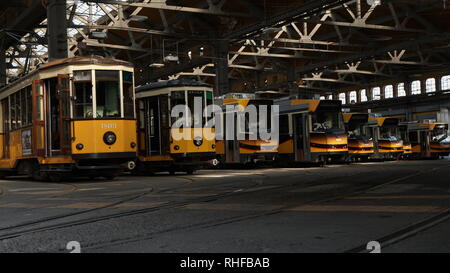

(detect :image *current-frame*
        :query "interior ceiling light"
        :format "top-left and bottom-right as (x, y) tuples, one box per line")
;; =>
(89, 31), (107, 39)
(129, 15), (148, 22)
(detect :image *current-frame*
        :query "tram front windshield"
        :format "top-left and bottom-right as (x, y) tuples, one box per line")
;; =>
(171, 90), (214, 128)
(380, 126), (401, 141)
(73, 70), (135, 119)
(312, 108), (343, 132)
(347, 115), (369, 139)
(432, 124), (449, 142)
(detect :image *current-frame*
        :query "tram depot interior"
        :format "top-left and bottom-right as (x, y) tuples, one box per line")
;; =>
(0, 0), (449, 253)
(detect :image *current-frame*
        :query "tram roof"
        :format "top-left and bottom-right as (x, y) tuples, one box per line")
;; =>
(0, 56), (133, 93)
(136, 79), (212, 93)
(39, 56), (133, 69)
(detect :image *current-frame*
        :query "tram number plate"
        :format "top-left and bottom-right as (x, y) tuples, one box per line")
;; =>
(101, 124), (117, 129)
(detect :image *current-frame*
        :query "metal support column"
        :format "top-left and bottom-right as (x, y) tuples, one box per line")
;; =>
(436, 76), (443, 92)
(420, 79), (427, 94)
(367, 87), (373, 102)
(287, 65), (299, 98)
(47, 0), (68, 61)
(215, 40), (229, 96)
(393, 83), (399, 98)
(0, 47), (6, 87)
(346, 92), (352, 104)
(357, 89), (362, 103)
(405, 80), (412, 96)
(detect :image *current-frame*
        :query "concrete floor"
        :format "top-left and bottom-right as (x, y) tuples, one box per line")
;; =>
(0, 159), (449, 253)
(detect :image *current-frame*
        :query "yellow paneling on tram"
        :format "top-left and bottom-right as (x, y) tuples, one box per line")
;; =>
(0, 57), (137, 181)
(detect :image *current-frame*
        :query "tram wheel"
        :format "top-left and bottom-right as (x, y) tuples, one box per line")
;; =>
(186, 169), (195, 175)
(104, 175), (116, 181)
(32, 170), (48, 181)
(49, 175), (62, 183)
(169, 170), (176, 175)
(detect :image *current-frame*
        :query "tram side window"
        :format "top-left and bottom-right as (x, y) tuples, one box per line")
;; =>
(20, 88), (28, 127)
(26, 86), (32, 126)
(20, 90), (26, 126)
(14, 91), (23, 129)
(74, 70), (93, 119)
(149, 108), (155, 137)
(1, 99), (8, 133)
(10, 93), (16, 130)
(16, 91), (22, 128)
(139, 100), (145, 129)
(16, 88), (32, 128)
(96, 70), (120, 118)
(123, 71), (134, 118)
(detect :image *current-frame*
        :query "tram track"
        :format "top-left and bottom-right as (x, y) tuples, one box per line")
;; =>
(0, 173), (262, 239)
(0, 165), (433, 251)
(83, 165), (450, 252)
(0, 176), (197, 233)
(0, 174), (266, 241)
(345, 208), (450, 253)
(0, 179), (79, 207)
(0, 163), (445, 253)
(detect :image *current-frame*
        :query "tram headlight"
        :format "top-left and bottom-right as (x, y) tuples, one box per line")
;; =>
(212, 144), (216, 149)
(174, 145), (180, 151)
(76, 143), (84, 150)
(193, 137), (203, 147)
(130, 142), (137, 148)
(103, 132), (117, 145)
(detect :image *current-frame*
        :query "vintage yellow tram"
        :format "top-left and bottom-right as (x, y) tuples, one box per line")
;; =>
(0, 57), (137, 181)
(134, 80), (216, 174)
(277, 99), (348, 165)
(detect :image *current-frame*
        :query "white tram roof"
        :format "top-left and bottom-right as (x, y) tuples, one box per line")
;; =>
(0, 56), (133, 94)
(136, 79), (212, 93)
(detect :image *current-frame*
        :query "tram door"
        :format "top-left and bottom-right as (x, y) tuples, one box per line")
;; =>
(57, 75), (71, 155)
(421, 131), (430, 157)
(32, 80), (45, 156)
(224, 110), (239, 163)
(44, 75), (71, 157)
(144, 95), (170, 156)
(1, 99), (9, 159)
(293, 113), (309, 162)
